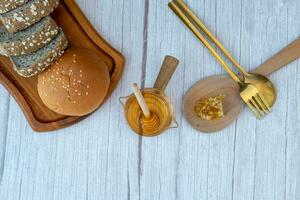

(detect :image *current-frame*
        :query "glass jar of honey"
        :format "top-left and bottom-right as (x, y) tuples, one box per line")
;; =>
(120, 88), (178, 137)
(120, 55), (180, 137)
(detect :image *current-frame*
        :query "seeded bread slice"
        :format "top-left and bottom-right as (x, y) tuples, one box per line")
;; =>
(11, 31), (68, 77)
(0, 0), (28, 14)
(1, 0), (59, 33)
(0, 16), (59, 56)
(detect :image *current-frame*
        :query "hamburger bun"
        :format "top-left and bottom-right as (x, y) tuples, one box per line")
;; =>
(37, 46), (110, 116)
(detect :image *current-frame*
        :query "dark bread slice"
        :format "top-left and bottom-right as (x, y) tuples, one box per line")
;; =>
(0, 0), (28, 14)
(0, 16), (59, 56)
(1, 0), (59, 33)
(11, 31), (68, 77)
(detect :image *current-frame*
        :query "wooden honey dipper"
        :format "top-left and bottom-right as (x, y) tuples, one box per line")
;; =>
(131, 83), (161, 131)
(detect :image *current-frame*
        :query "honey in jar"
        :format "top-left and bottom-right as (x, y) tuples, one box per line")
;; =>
(122, 89), (176, 137)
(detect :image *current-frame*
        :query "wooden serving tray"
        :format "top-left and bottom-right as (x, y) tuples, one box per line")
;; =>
(0, 0), (125, 132)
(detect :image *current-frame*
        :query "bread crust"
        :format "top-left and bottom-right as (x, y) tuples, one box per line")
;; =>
(11, 31), (68, 77)
(0, 0), (28, 14)
(0, 16), (59, 56)
(37, 47), (111, 116)
(1, 0), (59, 33)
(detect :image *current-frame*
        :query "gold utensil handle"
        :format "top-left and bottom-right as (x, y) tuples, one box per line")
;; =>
(154, 55), (180, 91)
(253, 37), (300, 76)
(174, 0), (249, 76)
(168, 1), (242, 83)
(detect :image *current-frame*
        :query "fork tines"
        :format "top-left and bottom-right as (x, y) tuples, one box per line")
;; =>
(246, 93), (271, 119)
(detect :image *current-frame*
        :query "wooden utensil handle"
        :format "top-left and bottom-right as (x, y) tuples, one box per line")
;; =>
(154, 55), (180, 91)
(253, 37), (300, 76)
(131, 83), (151, 119)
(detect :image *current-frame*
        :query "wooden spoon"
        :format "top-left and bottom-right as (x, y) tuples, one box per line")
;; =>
(183, 37), (300, 133)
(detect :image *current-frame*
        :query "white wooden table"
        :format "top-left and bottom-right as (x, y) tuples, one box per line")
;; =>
(0, 0), (299, 199)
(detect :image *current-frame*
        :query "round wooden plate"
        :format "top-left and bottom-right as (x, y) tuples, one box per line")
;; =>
(183, 76), (243, 133)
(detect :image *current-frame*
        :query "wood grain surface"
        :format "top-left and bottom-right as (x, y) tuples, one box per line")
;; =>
(0, 0), (299, 200)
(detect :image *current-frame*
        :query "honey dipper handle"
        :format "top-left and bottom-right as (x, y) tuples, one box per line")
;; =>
(253, 37), (300, 76)
(131, 83), (151, 119)
(154, 55), (180, 91)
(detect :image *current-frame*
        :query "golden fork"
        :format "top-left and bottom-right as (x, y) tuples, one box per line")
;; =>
(169, 0), (277, 119)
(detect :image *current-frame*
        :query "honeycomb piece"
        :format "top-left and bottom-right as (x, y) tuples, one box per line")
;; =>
(195, 95), (225, 120)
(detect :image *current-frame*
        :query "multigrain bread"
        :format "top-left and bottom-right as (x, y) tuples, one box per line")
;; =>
(11, 31), (68, 77)
(0, 0), (28, 14)
(1, 0), (60, 33)
(0, 16), (59, 56)
(37, 47), (111, 116)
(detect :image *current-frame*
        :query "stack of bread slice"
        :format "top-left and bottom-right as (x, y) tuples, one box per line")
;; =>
(0, 0), (68, 77)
